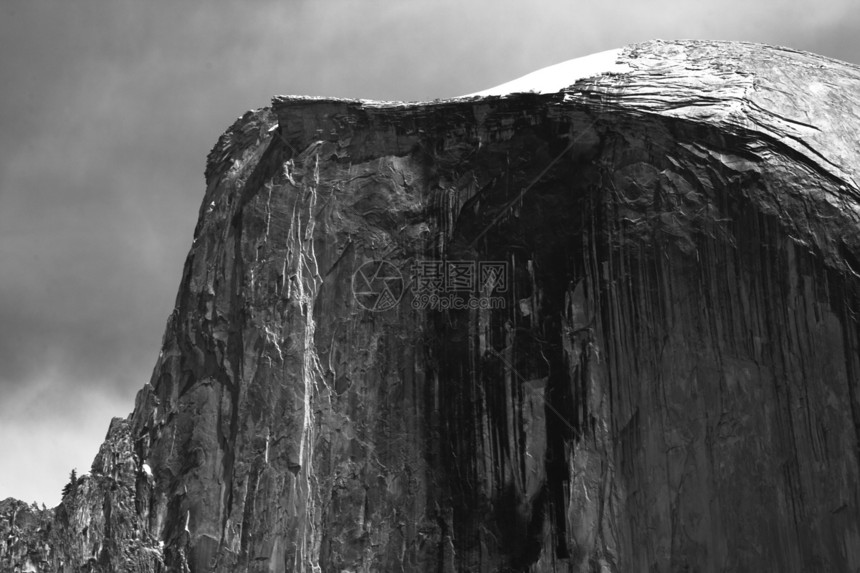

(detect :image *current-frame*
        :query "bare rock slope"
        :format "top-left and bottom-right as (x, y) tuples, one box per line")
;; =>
(4, 39), (860, 572)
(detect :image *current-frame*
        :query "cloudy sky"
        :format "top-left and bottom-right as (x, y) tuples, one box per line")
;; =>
(1, 0), (858, 507)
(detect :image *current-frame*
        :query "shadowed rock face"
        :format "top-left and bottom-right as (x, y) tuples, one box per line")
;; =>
(4, 39), (860, 572)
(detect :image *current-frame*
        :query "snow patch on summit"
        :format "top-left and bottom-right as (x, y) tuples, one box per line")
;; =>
(461, 48), (631, 97)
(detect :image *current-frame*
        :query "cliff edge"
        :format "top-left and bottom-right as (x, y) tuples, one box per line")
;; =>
(3, 39), (860, 572)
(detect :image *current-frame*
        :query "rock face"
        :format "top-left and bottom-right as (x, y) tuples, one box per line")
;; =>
(4, 39), (860, 572)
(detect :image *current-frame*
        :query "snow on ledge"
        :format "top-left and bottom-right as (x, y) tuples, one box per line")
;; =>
(460, 48), (631, 97)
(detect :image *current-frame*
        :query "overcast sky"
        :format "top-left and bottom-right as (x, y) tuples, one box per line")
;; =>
(1, 0), (858, 507)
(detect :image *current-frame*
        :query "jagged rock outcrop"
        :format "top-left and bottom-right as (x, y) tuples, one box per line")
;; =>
(2, 419), (162, 572)
(1, 499), (51, 572)
(4, 39), (860, 572)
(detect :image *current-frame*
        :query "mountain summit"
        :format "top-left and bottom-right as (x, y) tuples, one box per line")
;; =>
(3, 40), (860, 572)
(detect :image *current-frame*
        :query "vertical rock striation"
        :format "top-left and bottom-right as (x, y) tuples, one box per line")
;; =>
(3, 39), (860, 572)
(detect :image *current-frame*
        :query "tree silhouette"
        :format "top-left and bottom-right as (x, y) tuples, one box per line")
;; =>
(61, 469), (77, 499)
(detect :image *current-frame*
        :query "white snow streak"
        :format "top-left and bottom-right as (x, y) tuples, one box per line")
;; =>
(461, 48), (630, 97)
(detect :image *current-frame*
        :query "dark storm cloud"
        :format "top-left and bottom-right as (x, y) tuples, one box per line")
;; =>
(1, 0), (857, 506)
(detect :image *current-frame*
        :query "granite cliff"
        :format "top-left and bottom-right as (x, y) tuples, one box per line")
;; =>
(3, 39), (860, 572)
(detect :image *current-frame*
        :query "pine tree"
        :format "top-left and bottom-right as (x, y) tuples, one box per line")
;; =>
(61, 469), (77, 499)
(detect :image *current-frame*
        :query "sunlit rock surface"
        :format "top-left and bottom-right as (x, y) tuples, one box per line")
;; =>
(3, 39), (860, 572)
